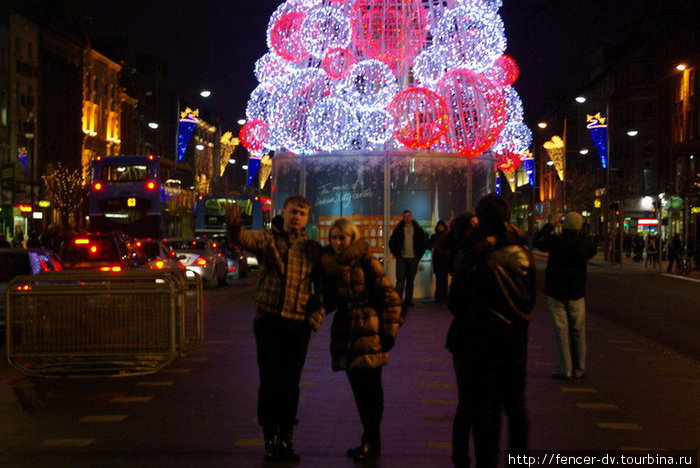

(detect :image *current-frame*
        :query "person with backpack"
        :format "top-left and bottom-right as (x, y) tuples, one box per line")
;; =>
(446, 195), (537, 468)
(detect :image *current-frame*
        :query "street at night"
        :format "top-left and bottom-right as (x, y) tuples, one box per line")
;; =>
(1, 257), (698, 467)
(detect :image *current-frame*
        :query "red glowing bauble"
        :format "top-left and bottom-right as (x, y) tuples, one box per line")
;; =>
(239, 119), (270, 152)
(491, 54), (520, 87)
(350, 0), (427, 68)
(495, 150), (522, 172)
(321, 47), (357, 80)
(436, 68), (507, 158)
(270, 11), (309, 62)
(388, 86), (449, 149)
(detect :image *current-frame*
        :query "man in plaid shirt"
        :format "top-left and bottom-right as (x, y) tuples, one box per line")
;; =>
(227, 195), (324, 462)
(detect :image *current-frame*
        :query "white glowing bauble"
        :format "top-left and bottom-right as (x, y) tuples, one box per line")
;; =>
(412, 47), (448, 87)
(493, 120), (532, 155)
(308, 97), (360, 151)
(301, 6), (352, 58)
(254, 53), (292, 90)
(434, 5), (506, 73)
(456, 0), (502, 12)
(358, 108), (395, 144)
(268, 69), (333, 154)
(339, 59), (399, 110)
(246, 85), (273, 122)
(504, 86), (524, 124)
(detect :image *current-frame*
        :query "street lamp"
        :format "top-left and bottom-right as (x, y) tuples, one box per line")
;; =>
(237, 119), (246, 126)
(148, 122), (159, 129)
(200, 90), (212, 98)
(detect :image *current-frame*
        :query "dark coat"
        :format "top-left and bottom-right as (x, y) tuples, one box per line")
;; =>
(389, 220), (428, 259)
(321, 240), (403, 371)
(446, 224), (536, 354)
(533, 224), (597, 300)
(429, 223), (453, 274)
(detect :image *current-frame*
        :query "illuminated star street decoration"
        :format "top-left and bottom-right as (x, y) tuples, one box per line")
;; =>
(543, 135), (565, 181)
(178, 108), (199, 162)
(586, 113), (608, 169)
(243, 0), (530, 158)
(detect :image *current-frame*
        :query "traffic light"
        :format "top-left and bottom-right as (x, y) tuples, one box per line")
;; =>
(609, 202), (620, 216)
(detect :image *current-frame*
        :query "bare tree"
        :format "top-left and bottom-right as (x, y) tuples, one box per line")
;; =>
(42, 163), (86, 228)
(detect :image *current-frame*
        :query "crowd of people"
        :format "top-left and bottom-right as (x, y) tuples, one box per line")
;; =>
(225, 194), (543, 467)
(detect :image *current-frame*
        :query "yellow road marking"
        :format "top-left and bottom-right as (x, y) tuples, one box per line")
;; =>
(598, 422), (643, 430)
(576, 403), (618, 409)
(560, 387), (598, 393)
(79, 414), (128, 422)
(110, 396), (153, 403)
(137, 381), (174, 386)
(41, 439), (94, 447)
(421, 398), (459, 405)
(234, 438), (265, 447)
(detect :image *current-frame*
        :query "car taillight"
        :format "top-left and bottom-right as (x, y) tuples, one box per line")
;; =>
(15, 284), (31, 291)
(195, 257), (207, 266)
(93, 182), (103, 191)
(229, 266), (237, 272)
(146, 180), (157, 190)
(155, 260), (165, 269)
(74, 238), (90, 245)
(99, 266), (123, 272)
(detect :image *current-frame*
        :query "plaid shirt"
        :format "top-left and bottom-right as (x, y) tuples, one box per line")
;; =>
(235, 223), (323, 323)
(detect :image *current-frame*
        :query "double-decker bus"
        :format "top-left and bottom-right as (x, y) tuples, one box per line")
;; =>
(194, 195), (272, 236)
(88, 155), (195, 238)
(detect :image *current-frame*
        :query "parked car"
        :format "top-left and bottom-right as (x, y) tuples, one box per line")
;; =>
(0, 248), (64, 328)
(133, 238), (184, 271)
(55, 232), (138, 271)
(164, 238), (228, 287)
(210, 234), (248, 280)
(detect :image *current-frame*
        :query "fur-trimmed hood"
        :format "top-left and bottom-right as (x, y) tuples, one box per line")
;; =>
(321, 239), (369, 274)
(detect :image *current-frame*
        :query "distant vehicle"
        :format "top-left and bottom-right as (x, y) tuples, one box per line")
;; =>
(194, 195), (272, 236)
(88, 154), (195, 238)
(0, 248), (64, 328)
(195, 195), (270, 270)
(164, 238), (228, 288)
(133, 238), (184, 271)
(210, 233), (248, 280)
(55, 232), (137, 272)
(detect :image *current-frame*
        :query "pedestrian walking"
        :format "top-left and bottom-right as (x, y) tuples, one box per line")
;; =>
(533, 211), (597, 380)
(446, 195), (537, 468)
(429, 220), (452, 303)
(666, 233), (682, 273)
(12, 225), (24, 248)
(26, 231), (41, 248)
(388, 210), (428, 307)
(645, 234), (659, 268)
(320, 218), (403, 463)
(225, 195), (324, 462)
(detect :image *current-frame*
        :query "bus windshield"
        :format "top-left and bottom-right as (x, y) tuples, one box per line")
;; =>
(203, 198), (253, 228)
(101, 165), (149, 182)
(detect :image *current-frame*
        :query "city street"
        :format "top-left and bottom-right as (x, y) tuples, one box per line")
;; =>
(0, 258), (698, 468)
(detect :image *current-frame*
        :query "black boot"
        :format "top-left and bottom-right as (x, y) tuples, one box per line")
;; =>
(263, 426), (280, 461)
(352, 442), (380, 463)
(279, 425), (301, 462)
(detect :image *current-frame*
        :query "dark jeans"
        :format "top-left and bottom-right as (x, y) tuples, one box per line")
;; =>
(347, 367), (384, 446)
(452, 326), (529, 468)
(395, 257), (420, 303)
(435, 269), (449, 302)
(254, 313), (311, 436)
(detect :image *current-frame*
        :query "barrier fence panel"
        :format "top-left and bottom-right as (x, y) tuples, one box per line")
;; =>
(5, 270), (202, 378)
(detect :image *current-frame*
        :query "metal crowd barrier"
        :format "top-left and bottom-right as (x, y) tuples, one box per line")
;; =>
(5, 269), (203, 378)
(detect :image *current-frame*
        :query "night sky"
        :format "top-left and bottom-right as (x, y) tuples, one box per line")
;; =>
(78, 0), (697, 128)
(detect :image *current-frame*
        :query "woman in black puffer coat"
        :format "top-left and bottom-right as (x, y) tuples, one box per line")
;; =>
(321, 218), (403, 463)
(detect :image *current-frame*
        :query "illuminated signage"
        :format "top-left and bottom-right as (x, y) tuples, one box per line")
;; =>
(638, 218), (659, 226)
(127, 198), (136, 207)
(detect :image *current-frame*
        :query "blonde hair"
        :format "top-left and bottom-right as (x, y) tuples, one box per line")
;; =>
(328, 218), (361, 244)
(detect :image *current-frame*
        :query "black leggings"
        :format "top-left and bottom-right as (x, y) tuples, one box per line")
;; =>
(346, 367), (384, 446)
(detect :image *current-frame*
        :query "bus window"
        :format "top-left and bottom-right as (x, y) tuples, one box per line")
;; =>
(101, 164), (148, 182)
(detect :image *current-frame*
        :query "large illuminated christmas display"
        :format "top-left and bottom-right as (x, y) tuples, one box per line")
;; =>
(242, 0), (531, 163)
(242, 0), (532, 296)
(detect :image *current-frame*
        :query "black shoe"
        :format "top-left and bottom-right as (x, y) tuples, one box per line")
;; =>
(264, 435), (280, 461)
(278, 440), (300, 462)
(352, 442), (380, 463)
